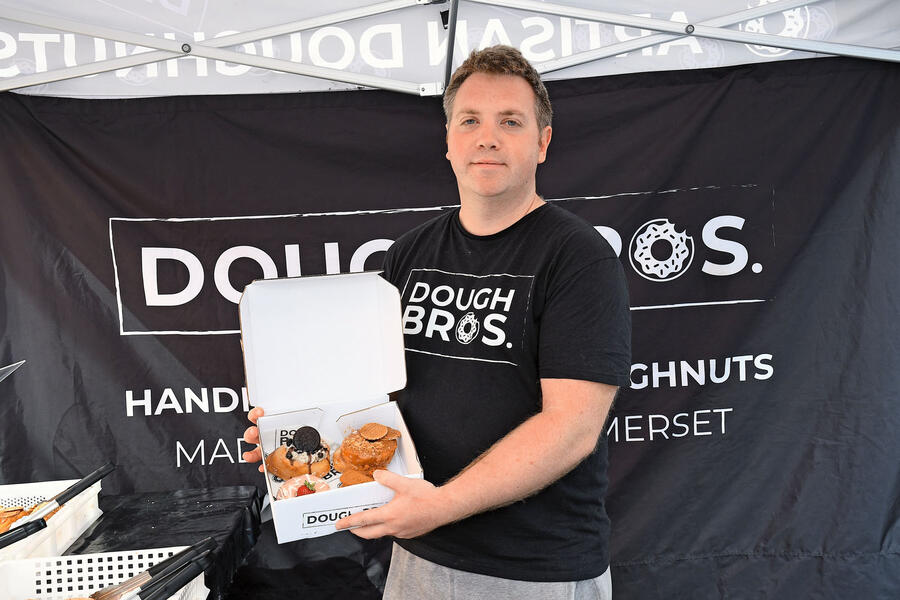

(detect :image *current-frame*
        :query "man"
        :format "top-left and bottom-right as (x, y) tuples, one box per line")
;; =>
(245, 46), (631, 599)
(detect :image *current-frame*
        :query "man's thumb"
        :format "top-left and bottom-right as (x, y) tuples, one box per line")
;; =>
(372, 469), (404, 488)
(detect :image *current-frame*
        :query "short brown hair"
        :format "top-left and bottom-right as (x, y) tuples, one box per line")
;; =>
(443, 45), (552, 131)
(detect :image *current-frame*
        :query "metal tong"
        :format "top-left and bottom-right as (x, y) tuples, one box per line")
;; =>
(118, 549), (214, 600)
(14, 462), (116, 527)
(89, 537), (216, 600)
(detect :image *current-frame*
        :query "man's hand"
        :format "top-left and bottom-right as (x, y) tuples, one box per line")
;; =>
(242, 406), (265, 472)
(335, 470), (459, 539)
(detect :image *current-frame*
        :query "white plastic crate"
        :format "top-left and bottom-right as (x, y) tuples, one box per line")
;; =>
(0, 546), (208, 600)
(0, 479), (102, 561)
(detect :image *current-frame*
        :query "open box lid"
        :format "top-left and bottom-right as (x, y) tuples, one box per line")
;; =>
(239, 272), (406, 414)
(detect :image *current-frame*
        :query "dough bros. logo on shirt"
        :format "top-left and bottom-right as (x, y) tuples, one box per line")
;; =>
(398, 269), (535, 366)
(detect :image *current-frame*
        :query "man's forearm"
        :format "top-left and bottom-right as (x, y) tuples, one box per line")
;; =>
(436, 379), (616, 526)
(334, 380), (617, 539)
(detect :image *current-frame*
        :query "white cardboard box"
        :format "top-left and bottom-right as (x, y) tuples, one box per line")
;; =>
(0, 479), (102, 561)
(0, 546), (208, 600)
(239, 272), (422, 542)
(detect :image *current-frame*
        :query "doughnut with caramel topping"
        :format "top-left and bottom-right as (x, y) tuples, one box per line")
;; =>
(334, 422), (400, 476)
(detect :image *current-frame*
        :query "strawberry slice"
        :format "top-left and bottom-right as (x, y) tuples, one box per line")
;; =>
(297, 480), (317, 496)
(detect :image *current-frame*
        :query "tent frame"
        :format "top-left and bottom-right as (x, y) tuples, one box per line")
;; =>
(1, 0), (898, 96)
(475, 0), (900, 74)
(0, 0), (445, 95)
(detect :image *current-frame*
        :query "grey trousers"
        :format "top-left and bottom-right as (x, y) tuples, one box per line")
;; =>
(383, 543), (613, 600)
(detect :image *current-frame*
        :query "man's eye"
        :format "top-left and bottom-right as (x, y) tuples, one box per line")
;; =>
(461, 118), (477, 125)
(502, 119), (520, 127)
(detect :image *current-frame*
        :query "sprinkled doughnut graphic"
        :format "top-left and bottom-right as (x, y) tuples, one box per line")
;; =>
(455, 312), (480, 344)
(629, 219), (694, 282)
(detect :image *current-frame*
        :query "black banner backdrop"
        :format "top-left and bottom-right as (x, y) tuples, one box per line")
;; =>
(1, 57), (899, 597)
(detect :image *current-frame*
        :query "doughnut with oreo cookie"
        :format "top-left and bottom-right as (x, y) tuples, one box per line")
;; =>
(264, 425), (331, 480)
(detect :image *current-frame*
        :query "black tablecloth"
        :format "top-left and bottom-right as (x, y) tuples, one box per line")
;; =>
(222, 516), (391, 600)
(65, 486), (263, 600)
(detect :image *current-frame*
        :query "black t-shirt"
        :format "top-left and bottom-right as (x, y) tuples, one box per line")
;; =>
(383, 203), (631, 582)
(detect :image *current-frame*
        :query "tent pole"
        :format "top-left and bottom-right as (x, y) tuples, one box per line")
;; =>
(443, 0), (461, 92)
(691, 25), (900, 63)
(0, 42), (438, 96)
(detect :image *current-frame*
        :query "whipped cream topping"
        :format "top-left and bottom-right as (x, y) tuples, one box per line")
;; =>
(285, 442), (329, 464)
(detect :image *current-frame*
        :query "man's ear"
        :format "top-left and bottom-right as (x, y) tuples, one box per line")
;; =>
(537, 125), (553, 164)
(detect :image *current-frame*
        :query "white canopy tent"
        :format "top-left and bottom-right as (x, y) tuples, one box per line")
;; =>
(1, 0), (899, 98)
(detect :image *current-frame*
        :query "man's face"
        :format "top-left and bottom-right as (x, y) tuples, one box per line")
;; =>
(445, 72), (552, 202)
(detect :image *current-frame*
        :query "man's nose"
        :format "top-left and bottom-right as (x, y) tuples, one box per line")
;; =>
(477, 124), (500, 149)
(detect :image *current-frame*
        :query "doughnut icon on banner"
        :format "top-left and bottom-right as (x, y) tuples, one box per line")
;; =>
(739, 1), (811, 58)
(456, 312), (480, 344)
(629, 218), (695, 282)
